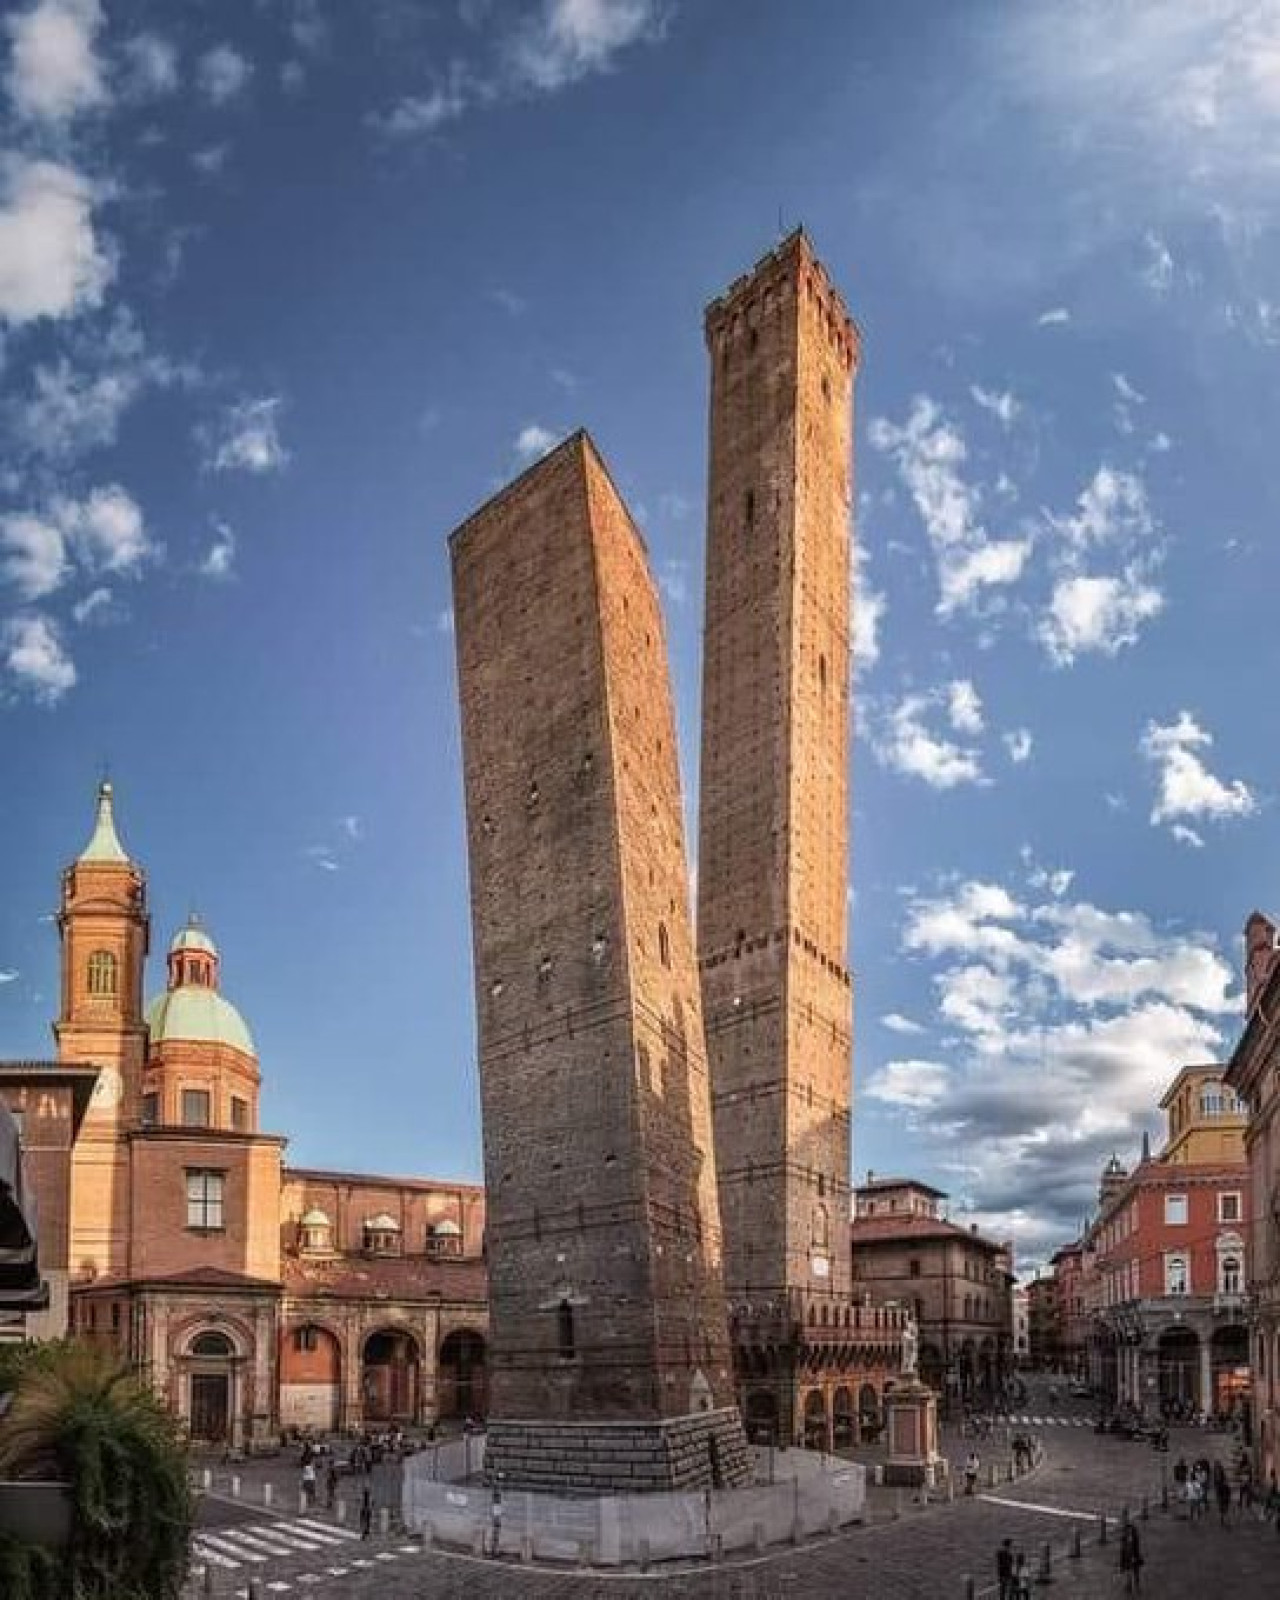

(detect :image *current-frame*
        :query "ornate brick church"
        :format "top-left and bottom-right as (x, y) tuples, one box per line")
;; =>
(1, 783), (488, 1450)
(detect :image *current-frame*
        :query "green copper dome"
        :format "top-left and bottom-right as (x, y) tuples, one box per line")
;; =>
(170, 920), (217, 956)
(146, 988), (255, 1056)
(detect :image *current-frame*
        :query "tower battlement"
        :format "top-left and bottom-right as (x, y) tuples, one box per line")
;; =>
(704, 229), (860, 371)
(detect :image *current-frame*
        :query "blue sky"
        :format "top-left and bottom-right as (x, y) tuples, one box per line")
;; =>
(1, 1), (1277, 1270)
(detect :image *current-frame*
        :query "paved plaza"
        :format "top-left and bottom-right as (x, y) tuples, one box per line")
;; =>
(184, 1380), (1275, 1598)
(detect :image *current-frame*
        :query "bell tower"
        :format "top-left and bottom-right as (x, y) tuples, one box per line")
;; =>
(56, 781), (149, 1280)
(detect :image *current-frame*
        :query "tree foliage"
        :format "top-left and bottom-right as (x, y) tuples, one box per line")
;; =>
(0, 1341), (192, 1600)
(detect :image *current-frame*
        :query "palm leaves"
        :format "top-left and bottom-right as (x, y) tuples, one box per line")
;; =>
(0, 1341), (192, 1600)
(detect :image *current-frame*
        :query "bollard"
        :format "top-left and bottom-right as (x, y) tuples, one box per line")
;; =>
(299, 1490), (308, 1515)
(230, 1474), (241, 1499)
(893, 1488), (904, 1519)
(202, 1564), (214, 1597)
(753, 1520), (766, 1553)
(963, 1577), (976, 1600)
(336, 1498), (347, 1524)
(519, 1533), (533, 1563)
(1037, 1542), (1052, 1584)
(1098, 1512), (1108, 1545)
(247, 1581), (261, 1600)
(263, 1482), (273, 1508)
(201, 1468), (213, 1491)
(1161, 1483), (1169, 1512)
(378, 1506), (390, 1536)
(988, 1462), (999, 1488)
(1069, 1525), (1081, 1559)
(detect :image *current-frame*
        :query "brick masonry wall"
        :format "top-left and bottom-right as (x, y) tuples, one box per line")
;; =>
(697, 232), (858, 1310)
(486, 1407), (751, 1494)
(451, 434), (746, 1480)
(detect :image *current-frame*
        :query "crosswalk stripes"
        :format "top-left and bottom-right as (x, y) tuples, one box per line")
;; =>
(192, 1514), (362, 1570)
(1005, 1413), (1092, 1428)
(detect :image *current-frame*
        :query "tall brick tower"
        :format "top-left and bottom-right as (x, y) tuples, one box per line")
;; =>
(697, 233), (882, 1446)
(55, 782), (150, 1281)
(451, 432), (749, 1492)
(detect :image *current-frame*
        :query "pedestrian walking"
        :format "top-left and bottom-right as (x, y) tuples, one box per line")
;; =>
(1236, 1454), (1253, 1513)
(1214, 1461), (1232, 1528)
(996, 1536), (1015, 1599)
(1119, 1520), (1143, 1594)
(301, 1460), (317, 1509)
(325, 1461), (338, 1510)
(963, 1450), (981, 1496)
(1012, 1549), (1031, 1599)
(359, 1486), (373, 1540)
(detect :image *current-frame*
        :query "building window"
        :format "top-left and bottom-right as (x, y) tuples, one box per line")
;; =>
(908, 1258), (921, 1278)
(230, 1096), (249, 1132)
(1164, 1194), (1188, 1226)
(1200, 1085), (1224, 1116)
(295, 1325), (319, 1352)
(140, 1093), (158, 1127)
(1219, 1192), (1241, 1223)
(362, 1214), (402, 1255)
(111, 1302), (120, 1331)
(744, 489), (755, 526)
(1220, 1256), (1242, 1296)
(557, 1298), (576, 1360)
(87, 949), (118, 997)
(1165, 1254), (1188, 1296)
(181, 1089), (211, 1128)
(186, 1170), (225, 1231)
(658, 922), (670, 969)
(812, 1203), (830, 1251)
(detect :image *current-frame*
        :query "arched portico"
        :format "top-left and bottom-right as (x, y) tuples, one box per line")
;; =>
(437, 1328), (487, 1421)
(361, 1327), (420, 1423)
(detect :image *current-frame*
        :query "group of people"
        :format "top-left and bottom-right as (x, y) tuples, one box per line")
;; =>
(1173, 1454), (1240, 1525)
(295, 1436), (381, 1538)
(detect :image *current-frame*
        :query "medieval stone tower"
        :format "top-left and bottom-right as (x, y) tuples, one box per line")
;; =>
(697, 232), (859, 1315)
(451, 432), (750, 1492)
(55, 782), (150, 1281)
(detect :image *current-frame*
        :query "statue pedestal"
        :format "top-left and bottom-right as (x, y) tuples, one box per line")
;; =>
(883, 1377), (943, 1487)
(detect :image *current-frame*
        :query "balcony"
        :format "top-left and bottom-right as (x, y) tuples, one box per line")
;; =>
(1212, 1291), (1246, 1317)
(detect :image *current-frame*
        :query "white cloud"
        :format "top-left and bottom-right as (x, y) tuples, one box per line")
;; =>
(1170, 823), (1205, 849)
(514, 422), (561, 463)
(1140, 230), (1175, 293)
(947, 678), (984, 735)
(1051, 465), (1153, 551)
(1037, 306), (1070, 326)
(204, 397), (288, 474)
(6, 0), (105, 123)
(339, 814), (363, 841)
(10, 309), (190, 462)
(658, 557), (690, 608)
(882, 1012), (926, 1036)
(71, 584), (113, 623)
(2, 486), (150, 600)
(853, 542), (885, 673)
(872, 690), (987, 790)
(1004, 728), (1033, 763)
(874, 868), (1241, 1244)
(200, 521), (236, 581)
(1141, 710), (1258, 831)
(970, 384), (1020, 425)
(0, 969), (18, 984)
(121, 31), (177, 97)
(868, 397), (1030, 615)
(56, 485), (149, 576)
(435, 606), (455, 635)
(1039, 570), (1164, 664)
(1, 512), (66, 599)
(375, 0), (667, 134)
(0, 157), (112, 326)
(197, 43), (252, 105)
(866, 1058), (950, 1109)
(505, 0), (666, 93)
(304, 845), (339, 872)
(3, 612), (75, 702)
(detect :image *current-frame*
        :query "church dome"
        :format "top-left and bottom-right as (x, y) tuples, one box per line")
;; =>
(170, 922), (217, 957)
(146, 987), (255, 1055)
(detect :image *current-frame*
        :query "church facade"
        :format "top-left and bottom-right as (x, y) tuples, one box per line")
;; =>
(3, 784), (488, 1450)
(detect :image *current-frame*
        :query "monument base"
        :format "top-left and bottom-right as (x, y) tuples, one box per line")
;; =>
(883, 1376), (943, 1488)
(485, 1407), (752, 1494)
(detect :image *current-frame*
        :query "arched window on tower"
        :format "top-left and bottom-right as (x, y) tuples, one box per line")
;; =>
(87, 949), (118, 997)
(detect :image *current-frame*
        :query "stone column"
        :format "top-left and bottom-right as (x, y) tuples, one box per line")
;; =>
(1199, 1338), (1213, 1414)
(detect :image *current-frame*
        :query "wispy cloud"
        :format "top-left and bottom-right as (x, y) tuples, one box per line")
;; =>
(513, 422), (562, 463)
(870, 686), (988, 790)
(202, 397), (289, 474)
(2, 486), (152, 601)
(3, 612), (76, 703)
(1141, 710), (1258, 837)
(199, 521), (236, 581)
(197, 43), (252, 105)
(970, 384), (1020, 426)
(0, 156), (112, 326)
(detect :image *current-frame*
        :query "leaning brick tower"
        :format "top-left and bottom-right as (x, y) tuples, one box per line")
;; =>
(697, 232), (867, 1443)
(450, 431), (749, 1492)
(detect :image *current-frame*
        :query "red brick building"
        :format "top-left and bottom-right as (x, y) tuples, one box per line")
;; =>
(3, 784), (489, 1448)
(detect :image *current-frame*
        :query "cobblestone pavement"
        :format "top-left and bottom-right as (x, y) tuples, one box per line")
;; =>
(185, 1383), (1270, 1598)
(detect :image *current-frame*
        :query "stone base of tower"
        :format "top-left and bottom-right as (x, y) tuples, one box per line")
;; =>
(485, 1408), (752, 1494)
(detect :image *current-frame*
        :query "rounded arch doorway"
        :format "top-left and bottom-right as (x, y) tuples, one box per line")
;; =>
(437, 1329), (487, 1422)
(361, 1328), (420, 1424)
(186, 1330), (237, 1446)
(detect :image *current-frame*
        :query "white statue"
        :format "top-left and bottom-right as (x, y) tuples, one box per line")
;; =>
(901, 1314), (919, 1377)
